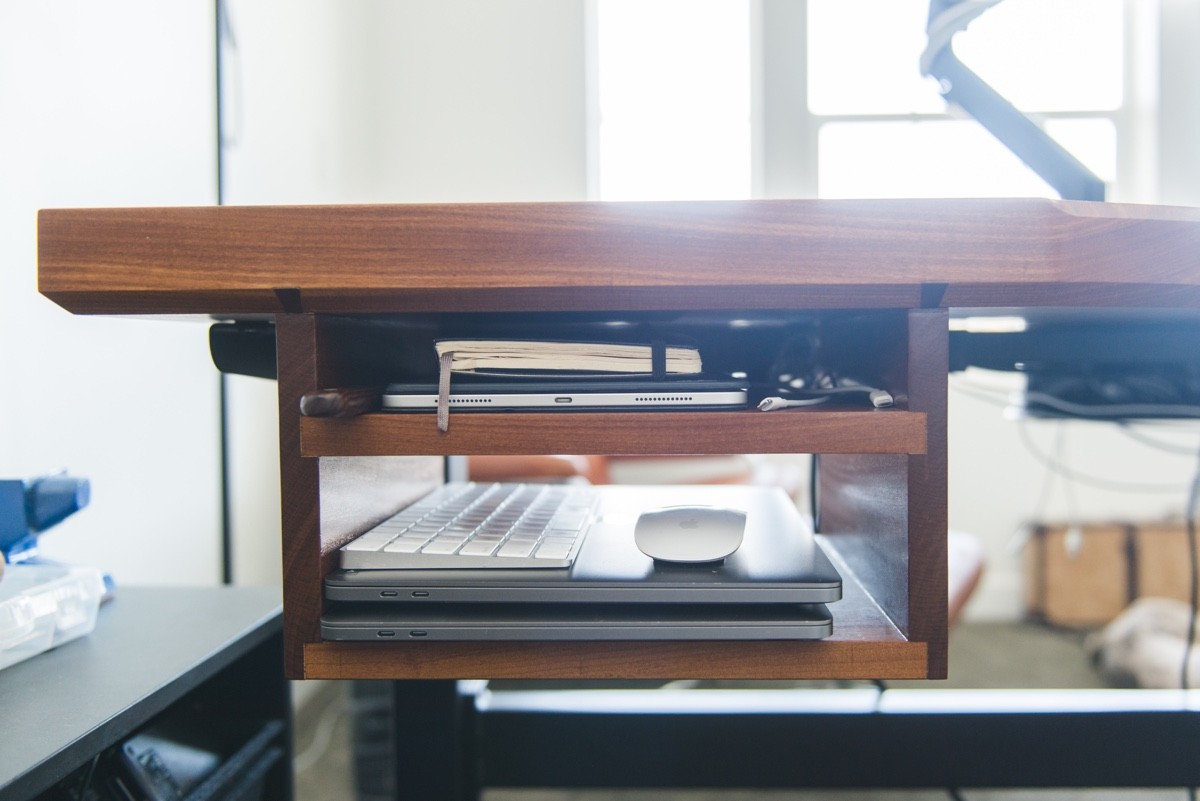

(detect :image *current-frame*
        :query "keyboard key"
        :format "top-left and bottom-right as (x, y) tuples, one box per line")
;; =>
(534, 541), (574, 560)
(339, 482), (597, 569)
(382, 538), (424, 553)
(459, 540), (500, 556)
(496, 540), (538, 558)
(421, 539), (463, 555)
(342, 533), (394, 552)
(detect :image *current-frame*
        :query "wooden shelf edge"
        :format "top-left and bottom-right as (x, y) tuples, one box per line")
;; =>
(300, 639), (929, 681)
(300, 410), (928, 457)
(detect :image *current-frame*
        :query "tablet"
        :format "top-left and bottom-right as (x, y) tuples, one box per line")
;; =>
(381, 378), (749, 411)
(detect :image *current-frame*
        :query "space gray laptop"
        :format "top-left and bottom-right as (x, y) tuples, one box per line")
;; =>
(325, 483), (842, 605)
(320, 602), (833, 642)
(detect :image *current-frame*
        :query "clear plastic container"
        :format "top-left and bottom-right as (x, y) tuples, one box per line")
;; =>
(0, 563), (106, 671)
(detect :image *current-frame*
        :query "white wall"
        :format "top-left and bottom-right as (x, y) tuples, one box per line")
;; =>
(0, 1), (223, 586)
(220, 0), (586, 203)
(342, 0), (589, 203)
(218, 0), (589, 587)
(949, 375), (1200, 619)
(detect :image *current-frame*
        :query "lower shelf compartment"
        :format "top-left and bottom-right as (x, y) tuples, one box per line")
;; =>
(301, 540), (934, 680)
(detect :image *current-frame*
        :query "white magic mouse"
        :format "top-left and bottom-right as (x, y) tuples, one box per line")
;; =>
(634, 505), (746, 564)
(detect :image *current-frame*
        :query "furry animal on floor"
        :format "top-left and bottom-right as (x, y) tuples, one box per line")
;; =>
(1086, 596), (1200, 689)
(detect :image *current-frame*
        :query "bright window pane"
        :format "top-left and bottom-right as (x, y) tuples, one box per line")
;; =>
(955, 0), (1123, 112)
(1044, 118), (1118, 185)
(809, 0), (1123, 116)
(818, 120), (1057, 199)
(808, 0), (942, 116)
(596, 0), (751, 200)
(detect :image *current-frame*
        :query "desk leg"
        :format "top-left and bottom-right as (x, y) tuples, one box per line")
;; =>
(353, 680), (478, 801)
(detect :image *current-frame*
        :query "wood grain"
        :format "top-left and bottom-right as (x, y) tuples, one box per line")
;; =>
(275, 314), (324, 677)
(37, 199), (1200, 315)
(903, 308), (950, 678)
(300, 410), (928, 457)
(300, 640), (929, 681)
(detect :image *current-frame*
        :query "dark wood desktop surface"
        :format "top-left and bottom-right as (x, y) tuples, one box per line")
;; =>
(38, 198), (1200, 316)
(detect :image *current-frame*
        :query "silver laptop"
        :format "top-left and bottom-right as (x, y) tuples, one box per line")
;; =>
(381, 378), (748, 411)
(327, 483), (842, 605)
(320, 601), (833, 641)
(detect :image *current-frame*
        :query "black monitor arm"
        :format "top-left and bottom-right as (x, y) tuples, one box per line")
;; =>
(921, 0), (1106, 201)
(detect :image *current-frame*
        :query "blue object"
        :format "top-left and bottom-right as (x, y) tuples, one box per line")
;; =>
(0, 475), (91, 564)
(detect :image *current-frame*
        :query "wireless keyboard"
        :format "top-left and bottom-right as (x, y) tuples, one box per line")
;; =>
(338, 482), (597, 569)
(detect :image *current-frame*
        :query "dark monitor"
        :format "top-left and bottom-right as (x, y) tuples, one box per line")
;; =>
(950, 309), (1200, 420)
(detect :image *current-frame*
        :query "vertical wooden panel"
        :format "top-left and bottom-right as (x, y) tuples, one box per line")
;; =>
(275, 313), (323, 678)
(816, 309), (948, 678)
(905, 307), (949, 677)
(818, 455), (911, 634)
(816, 311), (914, 635)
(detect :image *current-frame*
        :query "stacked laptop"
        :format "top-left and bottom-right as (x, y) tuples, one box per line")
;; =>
(321, 481), (842, 642)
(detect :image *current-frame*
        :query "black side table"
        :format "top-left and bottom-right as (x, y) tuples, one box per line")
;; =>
(0, 586), (289, 801)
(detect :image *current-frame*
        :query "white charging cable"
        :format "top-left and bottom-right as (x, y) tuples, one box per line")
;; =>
(758, 387), (894, 411)
(758, 396), (831, 411)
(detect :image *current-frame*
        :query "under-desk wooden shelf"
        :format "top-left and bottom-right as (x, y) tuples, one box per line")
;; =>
(36, 198), (1200, 683)
(300, 548), (926, 681)
(300, 409), (928, 457)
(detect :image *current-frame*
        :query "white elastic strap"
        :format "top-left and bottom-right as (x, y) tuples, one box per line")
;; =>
(437, 350), (454, 432)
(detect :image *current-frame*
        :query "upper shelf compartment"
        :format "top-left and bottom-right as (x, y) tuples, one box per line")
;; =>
(37, 199), (1200, 316)
(297, 307), (926, 457)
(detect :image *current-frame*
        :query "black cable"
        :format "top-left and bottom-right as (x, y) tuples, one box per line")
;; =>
(1118, 422), (1200, 457)
(1025, 391), (1200, 420)
(218, 374), (233, 585)
(78, 753), (101, 798)
(215, 0), (235, 585)
(1180, 444), (1200, 691)
(871, 678), (888, 709)
(1027, 423), (1065, 529)
(1018, 422), (1187, 494)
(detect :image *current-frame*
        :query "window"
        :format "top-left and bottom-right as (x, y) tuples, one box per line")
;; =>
(593, 0), (751, 200)
(809, 0), (1124, 199)
(593, 0), (1135, 201)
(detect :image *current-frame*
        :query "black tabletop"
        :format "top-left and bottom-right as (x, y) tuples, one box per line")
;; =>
(0, 585), (282, 801)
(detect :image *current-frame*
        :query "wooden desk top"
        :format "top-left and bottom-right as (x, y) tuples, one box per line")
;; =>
(37, 198), (1200, 315)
